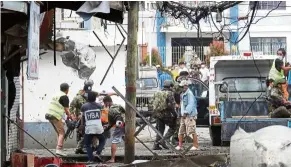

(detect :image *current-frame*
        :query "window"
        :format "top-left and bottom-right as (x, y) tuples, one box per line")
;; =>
(249, 1), (286, 10)
(219, 77), (267, 93)
(136, 78), (158, 89)
(250, 37), (286, 55)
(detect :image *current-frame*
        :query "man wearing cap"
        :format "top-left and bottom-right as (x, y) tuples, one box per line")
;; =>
(269, 48), (291, 100)
(156, 65), (162, 77)
(45, 83), (72, 156)
(176, 80), (198, 151)
(152, 80), (177, 150)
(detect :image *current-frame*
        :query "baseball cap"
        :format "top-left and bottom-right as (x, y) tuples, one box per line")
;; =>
(156, 65), (161, 68)
(60, 83), (70, 91)
(179, 80), (190, 87)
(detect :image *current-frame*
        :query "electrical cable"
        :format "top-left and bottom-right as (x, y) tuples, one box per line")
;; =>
(234, 2), (257, 44)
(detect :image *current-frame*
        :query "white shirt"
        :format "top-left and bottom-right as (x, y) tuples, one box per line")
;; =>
(200, 68), (210, 82)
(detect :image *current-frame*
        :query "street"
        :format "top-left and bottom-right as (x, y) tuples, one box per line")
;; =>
(23, 127), (229, 164)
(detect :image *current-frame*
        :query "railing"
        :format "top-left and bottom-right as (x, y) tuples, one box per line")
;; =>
(155, 43), (287, 67)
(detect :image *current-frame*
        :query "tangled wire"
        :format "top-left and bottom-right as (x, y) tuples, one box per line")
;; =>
(158, 1), (242, 25)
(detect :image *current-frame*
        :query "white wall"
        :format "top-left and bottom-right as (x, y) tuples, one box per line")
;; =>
(236, 1), (291, 55)
(22, 46), (126, 122)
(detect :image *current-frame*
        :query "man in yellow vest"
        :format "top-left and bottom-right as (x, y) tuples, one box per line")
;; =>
(269, 48), (291, 100)
(45, 83), (72, 156)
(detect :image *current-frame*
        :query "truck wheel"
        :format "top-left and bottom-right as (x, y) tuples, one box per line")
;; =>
(209, 125), (221, 146)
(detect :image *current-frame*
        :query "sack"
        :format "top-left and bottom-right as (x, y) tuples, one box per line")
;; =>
(152, 91), (169, 112)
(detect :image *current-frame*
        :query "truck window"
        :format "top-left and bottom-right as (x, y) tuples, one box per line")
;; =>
(137, 78), (158, 88)
(219, 77), (267, 93)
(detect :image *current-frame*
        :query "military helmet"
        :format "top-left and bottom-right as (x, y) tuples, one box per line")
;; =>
(84, 79), (94, 86)
(164, 80), (174, 88)
(84, 79), (94, 92)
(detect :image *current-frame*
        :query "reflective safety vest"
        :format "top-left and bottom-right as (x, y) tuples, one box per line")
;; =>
(47, 92), (66, 120)
(269, 58), (285, 80)
(101, 108), (109, 124)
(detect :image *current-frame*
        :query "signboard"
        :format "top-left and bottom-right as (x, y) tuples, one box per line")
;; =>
(27, 2), (40, 80)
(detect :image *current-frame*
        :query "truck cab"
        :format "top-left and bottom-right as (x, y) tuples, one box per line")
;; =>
(136, 66), (160, 117)
(208, 54), (291, 146)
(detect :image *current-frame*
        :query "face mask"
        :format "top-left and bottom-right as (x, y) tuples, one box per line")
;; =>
(277, 56), (284, 60)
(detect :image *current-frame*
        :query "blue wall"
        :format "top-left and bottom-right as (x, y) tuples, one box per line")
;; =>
(229, 5), (239, 54)
(156, 12), (166, 66)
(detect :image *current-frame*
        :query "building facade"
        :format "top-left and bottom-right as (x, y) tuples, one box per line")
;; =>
(159, 1), (291, 66)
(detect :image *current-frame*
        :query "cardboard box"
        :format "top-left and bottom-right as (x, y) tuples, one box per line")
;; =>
(26, 154), (35, 167)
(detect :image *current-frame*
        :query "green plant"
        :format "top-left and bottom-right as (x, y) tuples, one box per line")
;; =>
(206, 40), (229, 65)
(143, 47), (163, 66)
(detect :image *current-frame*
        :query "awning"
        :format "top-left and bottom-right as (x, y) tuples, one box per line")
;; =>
(40, 1), (124, 24)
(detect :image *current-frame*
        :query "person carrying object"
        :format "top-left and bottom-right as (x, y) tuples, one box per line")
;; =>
(269, 48), (291, 100)
(102, 96), (126, 163)
(175, 80), (199, 151)
(78, 91), (106, 163)
(45, 83), (74, 156)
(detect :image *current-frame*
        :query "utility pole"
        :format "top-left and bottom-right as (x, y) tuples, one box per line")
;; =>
(125, 1), (138, 164)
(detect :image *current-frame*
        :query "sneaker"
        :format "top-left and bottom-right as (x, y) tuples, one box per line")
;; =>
(56, 149), (67, 156)
(175, 146), (182, 150)
(190, 146), (198, 151)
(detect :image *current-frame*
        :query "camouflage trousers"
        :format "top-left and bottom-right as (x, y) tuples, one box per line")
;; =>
(76, 131), (84, 150)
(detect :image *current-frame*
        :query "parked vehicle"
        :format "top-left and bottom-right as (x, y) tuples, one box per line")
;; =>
(208, 54), (291, 146)
(136, 66), (159, 117)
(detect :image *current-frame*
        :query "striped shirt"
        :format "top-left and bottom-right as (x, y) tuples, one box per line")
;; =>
(159, 72), (173, 89)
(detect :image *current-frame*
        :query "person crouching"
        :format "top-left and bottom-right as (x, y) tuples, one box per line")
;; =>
(79, 91), (106, 162)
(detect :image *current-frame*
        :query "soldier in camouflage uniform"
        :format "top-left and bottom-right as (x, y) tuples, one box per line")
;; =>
(269, 78), (291, 118)
(70, 79), (95, 154)
(152, 80), (177, 150)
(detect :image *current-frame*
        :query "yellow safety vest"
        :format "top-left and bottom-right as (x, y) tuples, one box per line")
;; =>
(47, 92), (67, 120)
(269, 58), (285, 80)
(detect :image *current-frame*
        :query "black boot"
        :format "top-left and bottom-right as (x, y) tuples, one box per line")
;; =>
(152, 143), (162, 150)
(159, 140), (169, 149)
(75, 148), (86, 154)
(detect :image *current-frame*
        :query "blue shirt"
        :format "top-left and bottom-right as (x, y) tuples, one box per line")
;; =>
(159, 72), (173, 89)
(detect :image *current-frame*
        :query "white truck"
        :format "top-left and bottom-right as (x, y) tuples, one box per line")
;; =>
(208, 54), (291, 146)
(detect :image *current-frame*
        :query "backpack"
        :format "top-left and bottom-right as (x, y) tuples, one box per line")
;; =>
(152, 90), (174, 113)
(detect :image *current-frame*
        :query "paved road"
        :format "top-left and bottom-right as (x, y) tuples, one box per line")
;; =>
(23, 127), (229, 158)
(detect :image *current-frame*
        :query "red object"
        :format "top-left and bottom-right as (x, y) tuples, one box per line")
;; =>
(40, 9), (54, 43)
(243, 52), (252, 56)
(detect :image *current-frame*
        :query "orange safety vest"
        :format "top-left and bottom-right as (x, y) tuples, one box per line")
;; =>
(101, 108), (109, 124)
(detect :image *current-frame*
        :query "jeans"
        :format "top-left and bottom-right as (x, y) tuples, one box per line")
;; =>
(84, 134), (106, 161)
